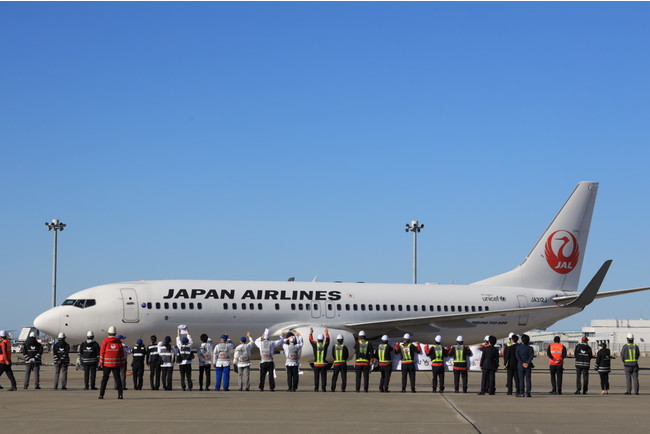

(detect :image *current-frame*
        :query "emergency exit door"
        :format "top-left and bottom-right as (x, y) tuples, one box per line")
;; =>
(121, 288), (139, 323)
(517, 295), (529, 326)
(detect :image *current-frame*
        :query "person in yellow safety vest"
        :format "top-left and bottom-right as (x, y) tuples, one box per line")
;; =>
(621, 333), (640, 395)
(393, 333), (421, 393)
(354, 331), (374, 393)
(425, 335), (448, 393)
(452, 335), (473, 393)
(377, 335), (392, 393)
(330, 334), (349, 392)
(309, 327), (330, 392)
(546, 336), (567, 394)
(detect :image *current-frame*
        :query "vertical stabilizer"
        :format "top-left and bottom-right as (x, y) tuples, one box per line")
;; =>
(472, 182), (598, 291)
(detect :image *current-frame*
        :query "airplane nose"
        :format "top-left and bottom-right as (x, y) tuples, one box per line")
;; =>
(33, 308), (59, 336)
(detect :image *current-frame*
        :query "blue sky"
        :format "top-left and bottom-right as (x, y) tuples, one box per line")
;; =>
(1, 2), (649, 336)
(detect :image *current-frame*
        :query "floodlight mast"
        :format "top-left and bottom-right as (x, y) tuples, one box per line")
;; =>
(405, 220), (424, 284)
(45, 219), (66, 308)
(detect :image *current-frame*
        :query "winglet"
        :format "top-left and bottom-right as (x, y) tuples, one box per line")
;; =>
(565, 260), (612, 308)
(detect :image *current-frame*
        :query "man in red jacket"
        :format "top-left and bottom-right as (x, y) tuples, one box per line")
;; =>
(98, 326), (126, 399)
(0, 330), (17, 391)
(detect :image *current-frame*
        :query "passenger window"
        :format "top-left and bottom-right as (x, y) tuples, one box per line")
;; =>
(258, 303), (263, 310)
(398, 305), (403, 312)
(172, 302), (177, 309)
(361, 304), (366, 311)
(197, 303), (202, 310)
(241, 303), (247, 310)
(155, 302), (161, 309)
(181, 303), (186, 309)
(164, 302), (169, 310)
(275, 303), (280, 310)
(147, 302), (152, 309)
(189, 302), (194, 309)
(223, 303), (228, 310)
(232, 303), (237, 310)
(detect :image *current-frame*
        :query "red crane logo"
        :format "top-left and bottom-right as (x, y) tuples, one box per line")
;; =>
(545, 230), (579, 274)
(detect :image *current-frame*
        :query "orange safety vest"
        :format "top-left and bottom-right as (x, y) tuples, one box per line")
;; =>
(548, 342), (565, 366)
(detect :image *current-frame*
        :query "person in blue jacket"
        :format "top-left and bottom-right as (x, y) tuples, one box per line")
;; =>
(516, 334), (534, 397)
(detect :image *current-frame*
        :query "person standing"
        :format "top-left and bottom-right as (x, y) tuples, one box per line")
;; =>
(621, 333), (640, 395)
(331, 334), (349, 392)
(176, 328), (195, 391)
(516, 333), (534, 397)
(197, 334), (213, 391)
(309, 328), (330, 392)
(283, 333), (303, 392)
(98, 326), (126, 399)
(377, 335), (393, 393)
(451, 336), (472, 393)
(425, 335), (448, 393)
(574, 336), (593, 394)
(394, 333), (421, 393)
(116, 335), (129, 390)
(0, 330), (17, 391)
(547, 336), (566, 395)
(255, 328), (285, 392)
(158, 336), (177, 391)
(354, 331), (373, 393)
(594, 342), (611, 395)
(213, 334), (234, 391)
(78, 331), (100, 390)
(503, 333), (520, 396)
(53, 332), (70, 390)
(146, 335), (161, 390)
(131, 339), (147, 390)
(478, 335), (499, 395)
(22, 332), (43, 390)
(233, 332), (254, 391)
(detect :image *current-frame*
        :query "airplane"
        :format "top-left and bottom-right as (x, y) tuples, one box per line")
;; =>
(34, 181), (650, 361)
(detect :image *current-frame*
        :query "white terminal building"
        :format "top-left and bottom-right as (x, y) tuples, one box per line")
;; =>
(505, 319), (650, 356)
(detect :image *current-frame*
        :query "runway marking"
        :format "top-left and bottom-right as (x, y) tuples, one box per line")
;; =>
(440, 393), (482, 433)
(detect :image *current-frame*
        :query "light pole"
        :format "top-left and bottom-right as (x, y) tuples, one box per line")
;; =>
(45, 219), (66, 308)
(405, 220), (424, 284)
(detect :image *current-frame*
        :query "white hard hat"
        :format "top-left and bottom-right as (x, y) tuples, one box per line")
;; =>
(435, 335), (442, 343)
(484, 335), (490, 342)
(317, 333), (325, 341)
(627, 333), (634, 340)
(29, 331), (36, 338)
(403, 333), (411, 340)
(87, 330), (94, 338)
(58, 332), (66, 339)
(0, 330), (6, 337)
(456, 335), (464, 342)
(359, 330), (366, 337)
(336, 334), (344, 340)
(381, 335), (389, 341)
(107, 326), (116, 335)
(508, 332), (515, 339)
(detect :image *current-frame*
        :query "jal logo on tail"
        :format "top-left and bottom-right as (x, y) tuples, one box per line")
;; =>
(545, 230), (579, 274)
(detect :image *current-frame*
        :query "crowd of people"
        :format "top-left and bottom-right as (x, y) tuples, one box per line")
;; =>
(0, 328), (642, 399)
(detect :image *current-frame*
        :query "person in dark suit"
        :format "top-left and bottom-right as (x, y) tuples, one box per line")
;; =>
(503, 333), (520, 395)
(516, 334), (535, 397)
(478, 335), (499, 395)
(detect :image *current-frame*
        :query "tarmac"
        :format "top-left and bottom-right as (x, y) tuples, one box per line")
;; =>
(2, 356), (649, 434)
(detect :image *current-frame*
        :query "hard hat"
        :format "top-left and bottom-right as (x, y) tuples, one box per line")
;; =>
(87, 331), (94, 338)
(484, 335), (490, 342)
(107, 326), (116, 335)
(0, 330), (6, 337)
(403, 333), (411, 340)
(435, 335), (442, 343)
(58, 332), (66, 339)
(627, 333), (634, 340)
(359, 330), (366, 337)
(456, 335), (464, 342)
(317, 333), (325, 341)
(508, 332), (515, 339)
(336, 334), (344, 340)
(381, 335), (389, 342)
(581, 336), (588, 342)
(29, 331), (36, 338)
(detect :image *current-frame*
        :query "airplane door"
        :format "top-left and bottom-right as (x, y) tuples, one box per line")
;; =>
(311, 302), (322, 319)
(121, 288), (139, 323)
(325, 302), (336, 319)
(517, 295), (529, 326)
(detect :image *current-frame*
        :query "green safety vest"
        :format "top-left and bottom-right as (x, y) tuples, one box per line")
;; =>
(356, 340), (369, 362)
(334, 344), (346, 363)
(454, 345), (466, 363)
(430, 345), (444, 362)
(400, 343), (412, 362)
(315, 342), (327, 365)
(625, 344), (638, 363)
(378, 344), (391, 363)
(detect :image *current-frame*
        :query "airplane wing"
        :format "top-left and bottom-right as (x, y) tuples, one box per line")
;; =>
(344, 260), (614, 331)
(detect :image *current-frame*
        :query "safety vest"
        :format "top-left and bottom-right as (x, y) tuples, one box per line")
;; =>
(314, 342), (327, 366)
(79, 341), (99, 365)
(159, 345), (173, 366)
(148, 344), (160, 363)
(179, 343), (193, 363)
(216, 342), (231, 362)
(430, 345), (444, 363)
(625, 344), (638, 363)
(356, 340), (369, 362)
(25, 344), (42, 364)
(334, 344), (347, 363)
(453, 345), (467, 364)
(260, 340), (273, 363)
(548, 342), (565, 365)
(286, 344), (300, 362)
(400, 343), (413, 363)
(378, 344), (391, 363)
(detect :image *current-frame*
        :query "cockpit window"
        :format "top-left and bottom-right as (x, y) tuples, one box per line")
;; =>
(61, 299), (96, 308)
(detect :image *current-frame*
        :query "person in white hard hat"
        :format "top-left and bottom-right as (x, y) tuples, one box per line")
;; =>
(0, 330), (17, 391)
(331, 333), (349, 392)
(22, 331), (43, 389)
(53, 332), (70, 390)
(451, 335), (472, 393)
(425, 335), (449, 393)
(99, 326), (126, 399)
(354, 330), (374, 392)
(621, 333), (640, 395)
(393, 333), (421, 393)
(78, 330), (100, 390)
(309, 327), (330, 392)
(377, 335), (393, 392)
